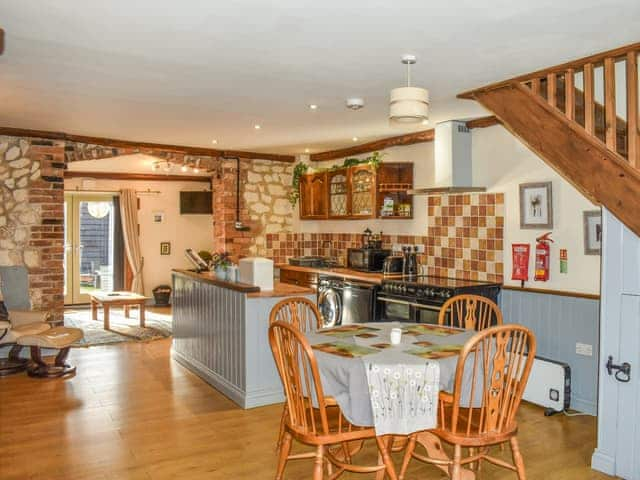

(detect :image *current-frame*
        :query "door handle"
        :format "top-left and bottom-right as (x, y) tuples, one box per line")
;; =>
(606, 356), (631, 383)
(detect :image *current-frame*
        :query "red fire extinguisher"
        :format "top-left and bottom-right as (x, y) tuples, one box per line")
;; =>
(534, 232), (553, 281)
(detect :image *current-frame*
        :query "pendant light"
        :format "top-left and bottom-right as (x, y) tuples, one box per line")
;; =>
(389, 54), (429, 124)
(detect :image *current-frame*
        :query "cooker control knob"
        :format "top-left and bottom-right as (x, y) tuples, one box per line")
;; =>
(416, 289), (423, 296)
(444, 290), (452, 299)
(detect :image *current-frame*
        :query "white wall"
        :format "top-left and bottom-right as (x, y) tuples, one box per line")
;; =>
(293, 125), (601, 295)
(473, 126), (600, 294)
(65, 178), (213, 297)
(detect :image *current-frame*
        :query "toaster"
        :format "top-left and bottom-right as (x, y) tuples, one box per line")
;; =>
(382, 256), (404, 275)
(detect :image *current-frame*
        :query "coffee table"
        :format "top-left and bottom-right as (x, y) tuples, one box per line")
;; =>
(90, 291), (149, 330)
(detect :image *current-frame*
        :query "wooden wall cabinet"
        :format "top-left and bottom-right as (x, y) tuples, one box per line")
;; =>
(299, 171), (328, 219)
(298, 162), (413, 220)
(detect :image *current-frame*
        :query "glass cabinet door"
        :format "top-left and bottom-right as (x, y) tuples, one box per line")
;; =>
(350, 166), (375, 217)
(328, 169), (349, 217)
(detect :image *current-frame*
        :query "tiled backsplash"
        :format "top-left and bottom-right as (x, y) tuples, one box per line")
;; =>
(265, 193), (504, 282)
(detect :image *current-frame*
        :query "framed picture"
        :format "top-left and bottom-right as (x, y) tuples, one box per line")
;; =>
(160, 242), (171, 256)
(583, 210), (602, 255)
(152, 211), (164, 223)
(519, 182), (553, 229)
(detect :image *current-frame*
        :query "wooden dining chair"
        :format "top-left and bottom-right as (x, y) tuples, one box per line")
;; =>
(399, 324), (536, 480)
(269, 321), (398, 480)
(438, 294), (503, 331)
(270, 297), (324, 453)
(269, 296), (323, 332)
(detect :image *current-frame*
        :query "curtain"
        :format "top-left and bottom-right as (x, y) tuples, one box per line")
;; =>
(112, 195), (125, 291)
(119, 189), (144, 294)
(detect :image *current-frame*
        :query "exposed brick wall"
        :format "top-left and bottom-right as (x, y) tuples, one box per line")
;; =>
(0, 137), (66, 321)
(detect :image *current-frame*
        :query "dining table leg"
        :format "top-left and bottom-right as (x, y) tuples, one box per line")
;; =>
(414, 432), (476, 480)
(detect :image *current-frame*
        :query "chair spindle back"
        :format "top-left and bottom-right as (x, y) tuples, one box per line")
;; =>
(269, 321), (330, 437)
(443, 324), (536, 438)
(269, 297), (322, 332)
(439, 294), (503, 331)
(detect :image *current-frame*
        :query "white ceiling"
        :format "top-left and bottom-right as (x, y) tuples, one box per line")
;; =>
(1, 0), (638, 154)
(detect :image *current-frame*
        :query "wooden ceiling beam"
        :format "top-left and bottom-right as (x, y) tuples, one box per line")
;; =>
(64, 171), (212, 183)
(465, 115), (501, 129)
(0, 126), (296, 163)
(0, 28), (5, 55)
(309, 129), (435, 162)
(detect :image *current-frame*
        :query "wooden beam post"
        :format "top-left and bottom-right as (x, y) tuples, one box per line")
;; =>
(627, 51), (639, 168)
(584, 63), (595, 136)
(565, 69), (575, 120)
(604, 57), (617, 151)
(531, 78), (541, 96)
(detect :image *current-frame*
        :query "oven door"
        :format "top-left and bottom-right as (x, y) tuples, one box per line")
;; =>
(412, 302), (445, 325)
(377, 296), (411, 322)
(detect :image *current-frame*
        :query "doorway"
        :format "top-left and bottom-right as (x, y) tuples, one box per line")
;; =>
(64, 194), (116, 305)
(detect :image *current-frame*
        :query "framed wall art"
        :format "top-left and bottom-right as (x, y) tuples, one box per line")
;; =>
(160, 242), (171, 255)
(519, 182), (553, 229)
(583, 210), (602, 255)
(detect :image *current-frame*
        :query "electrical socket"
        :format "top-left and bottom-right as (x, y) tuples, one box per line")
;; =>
(392, 243), (402, 252)
(576, 343), (593, 356)
(415, 245), (425, 253)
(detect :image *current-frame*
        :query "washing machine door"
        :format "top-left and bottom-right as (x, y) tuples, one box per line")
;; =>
(318, 288), (342, 328)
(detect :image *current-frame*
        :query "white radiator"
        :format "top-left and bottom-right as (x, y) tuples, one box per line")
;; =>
(522, 355), (571, 415)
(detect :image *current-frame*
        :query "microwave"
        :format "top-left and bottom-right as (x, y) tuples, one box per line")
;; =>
(347, 248), (391, 272)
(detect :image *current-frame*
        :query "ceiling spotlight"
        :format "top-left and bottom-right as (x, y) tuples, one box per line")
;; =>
(193, 159), (201, 174)
(421, 118), (430, 125)
(181, 164), (189, 172)
(346, 98), (365, 110)
(304, 148), (310, 153)
(352, 136), (359, 142)
(211, 139), (218, 144)
(308, 104), (318, 110)
(193, 167), (200, 173)
(389, 54), (429, 124)
(254, 124), (261, 130)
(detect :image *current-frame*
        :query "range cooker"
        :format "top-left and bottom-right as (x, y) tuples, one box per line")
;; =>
(377, 275), (501, 324)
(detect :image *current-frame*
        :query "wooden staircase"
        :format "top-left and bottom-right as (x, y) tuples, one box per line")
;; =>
(459, 42), (640, 236)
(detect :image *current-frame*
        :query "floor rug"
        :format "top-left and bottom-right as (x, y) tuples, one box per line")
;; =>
(64, 308), (172, 347)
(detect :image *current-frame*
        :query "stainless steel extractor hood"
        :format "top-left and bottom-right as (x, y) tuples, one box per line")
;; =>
(408, 120), (486, 195)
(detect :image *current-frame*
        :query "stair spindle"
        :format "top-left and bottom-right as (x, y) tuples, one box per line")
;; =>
(531, 78), (541, 96)
(604, 57), (617, 151)
(547, 73), (557, 107)
(627, 51), (639, 168)
(565, 69), (575, 120)
(584, 63), (595, 135)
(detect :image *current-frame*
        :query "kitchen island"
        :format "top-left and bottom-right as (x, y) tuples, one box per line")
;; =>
(171, 269), (315, 408)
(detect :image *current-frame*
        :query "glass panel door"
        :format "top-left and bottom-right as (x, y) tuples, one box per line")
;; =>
(328, 169), (349, 218)
(351, 167), (375, 217)
(64, 194), (115, 304)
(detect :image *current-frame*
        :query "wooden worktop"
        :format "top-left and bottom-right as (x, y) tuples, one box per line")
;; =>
(276, 264), (401, 285)
(247, 281), (314, 298)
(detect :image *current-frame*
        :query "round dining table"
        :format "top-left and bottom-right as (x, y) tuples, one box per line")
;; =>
(304, 321), (479, 479)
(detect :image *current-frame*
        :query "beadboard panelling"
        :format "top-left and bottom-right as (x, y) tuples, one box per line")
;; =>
(172, 273), (246, 401)
(500, 289), (599, 415)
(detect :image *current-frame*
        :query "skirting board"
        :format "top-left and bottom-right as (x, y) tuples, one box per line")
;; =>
(591, 450), (616, 476)
(171, 349), (284, 409)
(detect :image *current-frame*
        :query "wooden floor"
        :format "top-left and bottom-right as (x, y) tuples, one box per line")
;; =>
(0, 337), (617, 479)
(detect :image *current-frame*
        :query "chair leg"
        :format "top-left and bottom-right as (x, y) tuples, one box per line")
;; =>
(399, 434), (417, 480)
(27, 346), (76, 378)
(510, 437), (527, 480)
(450, 444), (462, 480)
(313, 445), (325, 480)
(375, 436), (399, 480)
(276, 405), (286, 452)
(275, 431), (292, 480)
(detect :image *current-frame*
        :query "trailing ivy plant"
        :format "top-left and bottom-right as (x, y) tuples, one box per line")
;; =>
(289, 151), (384, 206)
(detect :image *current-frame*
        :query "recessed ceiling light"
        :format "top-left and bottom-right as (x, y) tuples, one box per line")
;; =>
(421, 119), (430, 125)
(352, 136), (359, 142)
(304, 148), (310, 153)
(193, 167), (200, 174)
(309, 104), (318, 110)
(254, 124), (261, 130)
(181, 164), (189, 172)
(211, 139), (218, 144)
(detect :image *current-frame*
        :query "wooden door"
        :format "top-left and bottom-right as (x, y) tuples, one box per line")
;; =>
(327, 169), (351, 219)
(349, 165), (376, 218)
(299, 172), (328, 219)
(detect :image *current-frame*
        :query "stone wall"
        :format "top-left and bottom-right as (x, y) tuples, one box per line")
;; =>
(0, 136), (66, 320)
